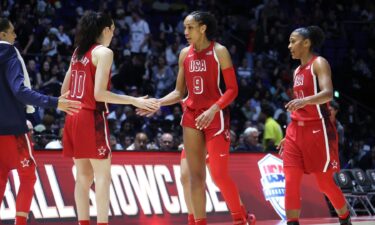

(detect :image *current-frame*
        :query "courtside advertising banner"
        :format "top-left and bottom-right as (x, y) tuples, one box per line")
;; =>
(1, 152), (330, 224)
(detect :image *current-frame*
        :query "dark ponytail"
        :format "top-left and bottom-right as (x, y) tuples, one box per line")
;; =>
(189, 11), (217, 41)
(293, 26), (325, 51)
(74, 11), (113, 60)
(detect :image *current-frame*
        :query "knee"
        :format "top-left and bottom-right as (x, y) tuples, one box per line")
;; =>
(76, 172), (94, 187)
(189, 171), (205, 187)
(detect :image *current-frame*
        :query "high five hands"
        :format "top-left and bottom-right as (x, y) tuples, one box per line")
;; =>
(135, 97), (160, 117)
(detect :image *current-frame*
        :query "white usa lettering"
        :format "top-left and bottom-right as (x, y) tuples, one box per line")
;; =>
(294, 74), (304, 87)
(189, 60), (207, 72)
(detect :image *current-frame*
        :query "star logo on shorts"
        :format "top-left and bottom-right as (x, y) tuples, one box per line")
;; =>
(21, 158), (30, 167)
(331, 160), (338, 169)
(98, 146), (107, 156)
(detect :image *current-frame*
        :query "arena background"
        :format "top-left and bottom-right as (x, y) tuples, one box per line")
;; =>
(1, 0), (375, 224)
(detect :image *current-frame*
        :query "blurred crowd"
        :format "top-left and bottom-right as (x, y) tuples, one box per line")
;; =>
(1, 0), (374, 170)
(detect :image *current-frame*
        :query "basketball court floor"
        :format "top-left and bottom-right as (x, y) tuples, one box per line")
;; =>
(212, 216), (375, 225)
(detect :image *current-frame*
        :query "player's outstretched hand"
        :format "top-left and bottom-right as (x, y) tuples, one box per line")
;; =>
(58, 91), (82, 115)
(136, 108), (158, 117)
(133, 96), (160, 112)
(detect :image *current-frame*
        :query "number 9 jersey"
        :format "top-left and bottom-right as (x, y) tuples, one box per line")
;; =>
(183, 41), (223, 110)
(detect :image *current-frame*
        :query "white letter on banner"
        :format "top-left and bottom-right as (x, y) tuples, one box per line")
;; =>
(205, 168), (228, 212)
(173, 165), (188, 213)
(0, 180), (16, 220)
(125, 165), (162, 215)
(111, 165), (138, 215)
(154, 165), (180, 214)
(45, 165), (76, 218)
(34, 170), (59, 218)
(109, 183), (122, 216)
(71, 166), (97, 216)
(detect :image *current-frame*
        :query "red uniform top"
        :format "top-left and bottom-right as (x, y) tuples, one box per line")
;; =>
(183, 42), (223, 110)
(68, 45), (109, 112)
(291, 55), (330, 121)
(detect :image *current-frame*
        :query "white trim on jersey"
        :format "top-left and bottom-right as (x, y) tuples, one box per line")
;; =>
(213, 43), (224, 96)
(311, 60), (323, 119)
(102, 112), (112, 155)
(311, 58), (330, 172)
(213, 110), (225, 137)
(293, 66), (300, 81)
(321, 118), (331, 172)
(24, 133), (36, 165)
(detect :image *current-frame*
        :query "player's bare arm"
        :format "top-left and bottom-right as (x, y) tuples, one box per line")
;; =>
(136, 47), (188, 117)
(93, 46), (159, 111)
(159, 46), (189, 106)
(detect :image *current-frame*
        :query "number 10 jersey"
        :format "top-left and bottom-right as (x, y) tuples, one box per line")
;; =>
(68, 44), (109, 112)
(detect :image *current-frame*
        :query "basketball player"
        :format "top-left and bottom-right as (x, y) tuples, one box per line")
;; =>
(61, 12), (159, 225)
(0, 18), (81, 225)
(278, 26), (351, 225)
(137, 11), (254, 225)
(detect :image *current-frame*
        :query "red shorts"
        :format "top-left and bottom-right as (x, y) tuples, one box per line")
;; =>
(282, 119), (339, 173)
(181, 107), (229, 141)
(63, 109), (111, 159)
(0, 133), (35, 170)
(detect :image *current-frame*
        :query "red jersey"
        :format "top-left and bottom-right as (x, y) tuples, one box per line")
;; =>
(291, 56), (330, 121)
(69, 45), (109, 112)
(183, 42), (223, 110)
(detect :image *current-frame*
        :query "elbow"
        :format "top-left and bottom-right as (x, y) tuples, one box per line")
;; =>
(94, 90), (105, 102)
(233, 87), (239, 98)
(326, 90), (333, 101)
(229, 86), (239, 99)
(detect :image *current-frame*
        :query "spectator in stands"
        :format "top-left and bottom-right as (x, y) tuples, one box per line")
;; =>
(159, 132), (174, 151)
(329, 100), (346, 164)
(237, 58), (252, 80)
(152, 55), (175, 98)
(260, 102), (283, 152)
(127, 132), (150, 151)
(119, 134), (133, 150)
(235, 127), (262, 152)
(56, 25), (72, 55)
(26, 59), (42, 89)
(110, 134), (123, 150)
(129, 9), (150, 56)
(41, 27), (58, 56)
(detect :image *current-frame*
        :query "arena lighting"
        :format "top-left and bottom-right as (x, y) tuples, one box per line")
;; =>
(334, 90), (340, 98)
